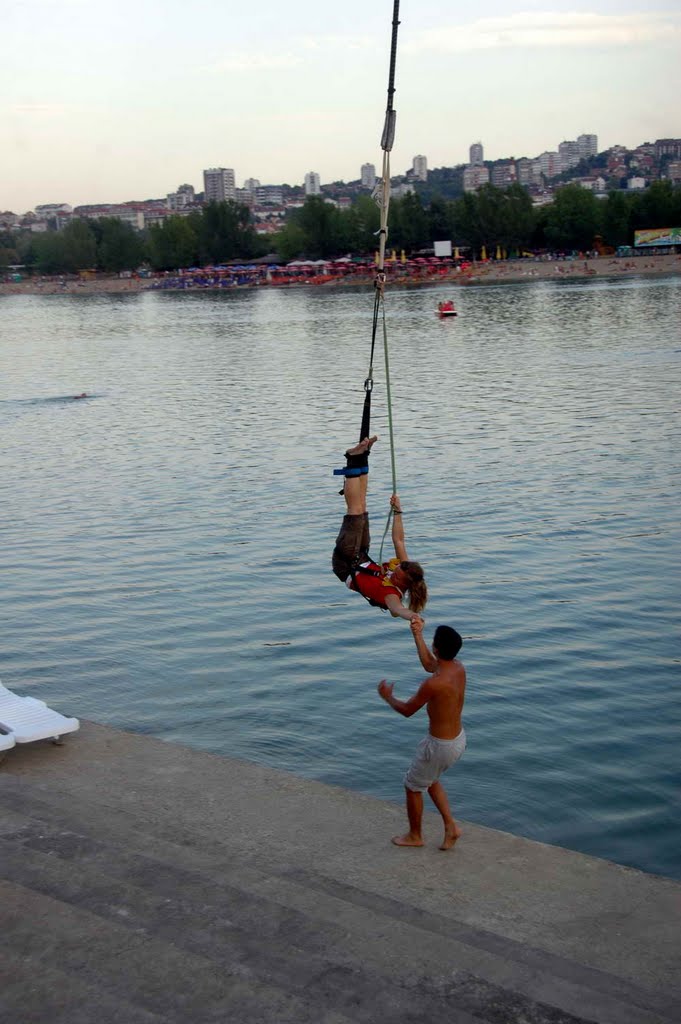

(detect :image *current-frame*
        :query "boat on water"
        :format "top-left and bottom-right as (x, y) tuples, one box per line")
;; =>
(437, 301), (457, 318)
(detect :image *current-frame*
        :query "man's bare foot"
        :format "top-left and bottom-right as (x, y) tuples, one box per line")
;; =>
(439, 824), (462, 851)
(391, 833), (424, 847)
(346, 435), (378, 458)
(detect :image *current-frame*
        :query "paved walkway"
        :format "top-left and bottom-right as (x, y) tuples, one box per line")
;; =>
(1, 722), (679, 1023)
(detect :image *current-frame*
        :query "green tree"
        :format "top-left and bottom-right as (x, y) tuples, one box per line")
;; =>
(427, 195), (453, 242)
(63, 219), (97, 271)
(632, 180), (678, 230)
(29, 233), (67, 274)
(0, 229), (20, 271)
(345, 194), (381, 254)
(193, 201), (260, 264)
(544, 183), (602, 250)
(148, 216), (199, 270)
(274, 221), (308, 262)
(390, 192), (429, 252)
(27, 221), (96, 274)
(292, 197), (345, 258)
(91, 218), (145, 272)
(601, 191), (632, 247)
(452, 192), (484, 252)
(498, 183), (535, 253)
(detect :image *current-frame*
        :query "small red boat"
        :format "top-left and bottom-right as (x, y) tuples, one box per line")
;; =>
(437, 301), (457, 318)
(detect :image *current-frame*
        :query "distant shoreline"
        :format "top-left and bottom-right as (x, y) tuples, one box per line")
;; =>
(2, 252), (680, 297)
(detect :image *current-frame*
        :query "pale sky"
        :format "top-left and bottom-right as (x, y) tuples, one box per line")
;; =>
(3, 0), (680, 213)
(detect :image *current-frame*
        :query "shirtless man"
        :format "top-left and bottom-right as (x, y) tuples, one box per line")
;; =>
(378, 619), (466, 850)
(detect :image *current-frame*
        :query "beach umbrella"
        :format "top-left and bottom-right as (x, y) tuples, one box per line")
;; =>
(481, 246), (487, 261)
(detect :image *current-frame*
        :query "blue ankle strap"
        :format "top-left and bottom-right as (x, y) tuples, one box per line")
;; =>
(333, 466), (369, 477)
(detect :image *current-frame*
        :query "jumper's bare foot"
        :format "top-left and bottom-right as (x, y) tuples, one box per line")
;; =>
(391, 833), (424, 847)
(346, 435), (378, 458)
(439, 824), (462, 851)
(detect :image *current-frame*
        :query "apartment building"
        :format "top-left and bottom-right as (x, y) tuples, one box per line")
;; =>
(412, 155), (428, 181)
(203, 167), (236, 203)
(361, 163), (376, 188)
(304, 171), (321, 196)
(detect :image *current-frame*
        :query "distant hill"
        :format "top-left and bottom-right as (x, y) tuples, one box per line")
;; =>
(414, 165), (466, 202)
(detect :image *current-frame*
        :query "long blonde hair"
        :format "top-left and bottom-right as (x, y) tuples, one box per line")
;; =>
(401, 561), (427, 614)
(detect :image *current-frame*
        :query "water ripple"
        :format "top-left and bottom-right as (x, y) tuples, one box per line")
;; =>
(1, 276), (680, 879)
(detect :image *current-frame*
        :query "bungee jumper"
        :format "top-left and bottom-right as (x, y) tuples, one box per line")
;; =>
(330, 1), (427, 624)
(332, 436), (427, 623)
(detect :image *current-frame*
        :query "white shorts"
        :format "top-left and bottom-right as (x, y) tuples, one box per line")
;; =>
(404, 730), (466, 792)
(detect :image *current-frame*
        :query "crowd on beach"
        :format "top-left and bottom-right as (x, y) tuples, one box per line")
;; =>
(2, 251), (680, 297)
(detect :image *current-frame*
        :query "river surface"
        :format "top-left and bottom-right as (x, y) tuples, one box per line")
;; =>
(1, 276), (680, 879)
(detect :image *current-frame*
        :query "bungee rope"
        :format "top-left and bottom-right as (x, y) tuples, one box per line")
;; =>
(374, 0), (401, 562)
(332, 1), (401, 564)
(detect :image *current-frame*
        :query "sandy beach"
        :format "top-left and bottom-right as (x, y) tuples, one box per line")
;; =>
(1, 252), (679, 297)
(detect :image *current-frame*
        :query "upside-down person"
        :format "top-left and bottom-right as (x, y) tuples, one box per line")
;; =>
(331, 436), (427, 623)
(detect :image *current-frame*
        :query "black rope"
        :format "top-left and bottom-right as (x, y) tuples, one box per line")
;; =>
(380, 1), (400, 152)
(386, 0), (400, 112)
(358, 2), (400, 444)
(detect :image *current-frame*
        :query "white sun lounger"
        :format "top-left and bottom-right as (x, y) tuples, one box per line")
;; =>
(0, 729), (16, 752)
(0, 682), (79, 748)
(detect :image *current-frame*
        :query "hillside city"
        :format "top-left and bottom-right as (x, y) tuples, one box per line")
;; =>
(3, 134), (681, 239)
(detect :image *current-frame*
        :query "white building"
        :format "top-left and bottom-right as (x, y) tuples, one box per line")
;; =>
(491, 162), (516, 188)
(469, 142), (484, 166)
(577, 134), (598, 160)
(412, 155), (428, 181)
(203, 167), (236, 203)
(516, 158), (533, 187)
(463, 165), (490, 192)
(243, 178), (261, 191)
(390, 182), (415, 199)
(256, 186), (284, 205)
(234, 189), (255, 207)
(530, 159), (545, 186)
(304, 171), (321, 196)
(361, 163), (376, 188)
(627, 177), (646, 190)
(666, 161), (681, 184)
(579, 176), (606, 193)
(538, 151), (560, 178)
(35, 203), (72, 216)
(558, 140), (581, 171)
(166, 184), (196, 211)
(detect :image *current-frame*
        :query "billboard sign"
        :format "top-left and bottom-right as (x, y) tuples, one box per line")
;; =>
(634, 227), (681, 248)
(433, 240), (452, 257)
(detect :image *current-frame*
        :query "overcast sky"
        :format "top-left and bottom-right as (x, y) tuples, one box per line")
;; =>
(3, 0), (680, 212)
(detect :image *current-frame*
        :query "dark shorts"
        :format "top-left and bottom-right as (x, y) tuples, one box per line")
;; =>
(332, 513), (370, 581)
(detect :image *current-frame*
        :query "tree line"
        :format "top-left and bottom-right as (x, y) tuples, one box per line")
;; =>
(2, 182), (680, 276)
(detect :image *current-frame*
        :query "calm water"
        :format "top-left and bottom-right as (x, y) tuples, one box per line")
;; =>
(1, 277), (680, 879)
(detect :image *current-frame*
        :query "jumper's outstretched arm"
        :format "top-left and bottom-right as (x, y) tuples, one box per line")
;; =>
(390, 493), (408, 560)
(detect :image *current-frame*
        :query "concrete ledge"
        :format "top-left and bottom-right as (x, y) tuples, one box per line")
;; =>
(1, 721), (679, 1023)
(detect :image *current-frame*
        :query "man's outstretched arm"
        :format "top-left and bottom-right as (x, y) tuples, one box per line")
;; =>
(377, 679), (430, 717)
(411, 618), (437, 672)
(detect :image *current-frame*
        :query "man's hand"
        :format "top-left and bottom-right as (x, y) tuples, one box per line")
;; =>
(410, 617), (425, 635)
(378, 679), (394, 701)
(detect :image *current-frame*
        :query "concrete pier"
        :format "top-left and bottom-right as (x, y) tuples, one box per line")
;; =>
(1, 722), (679, 1023)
